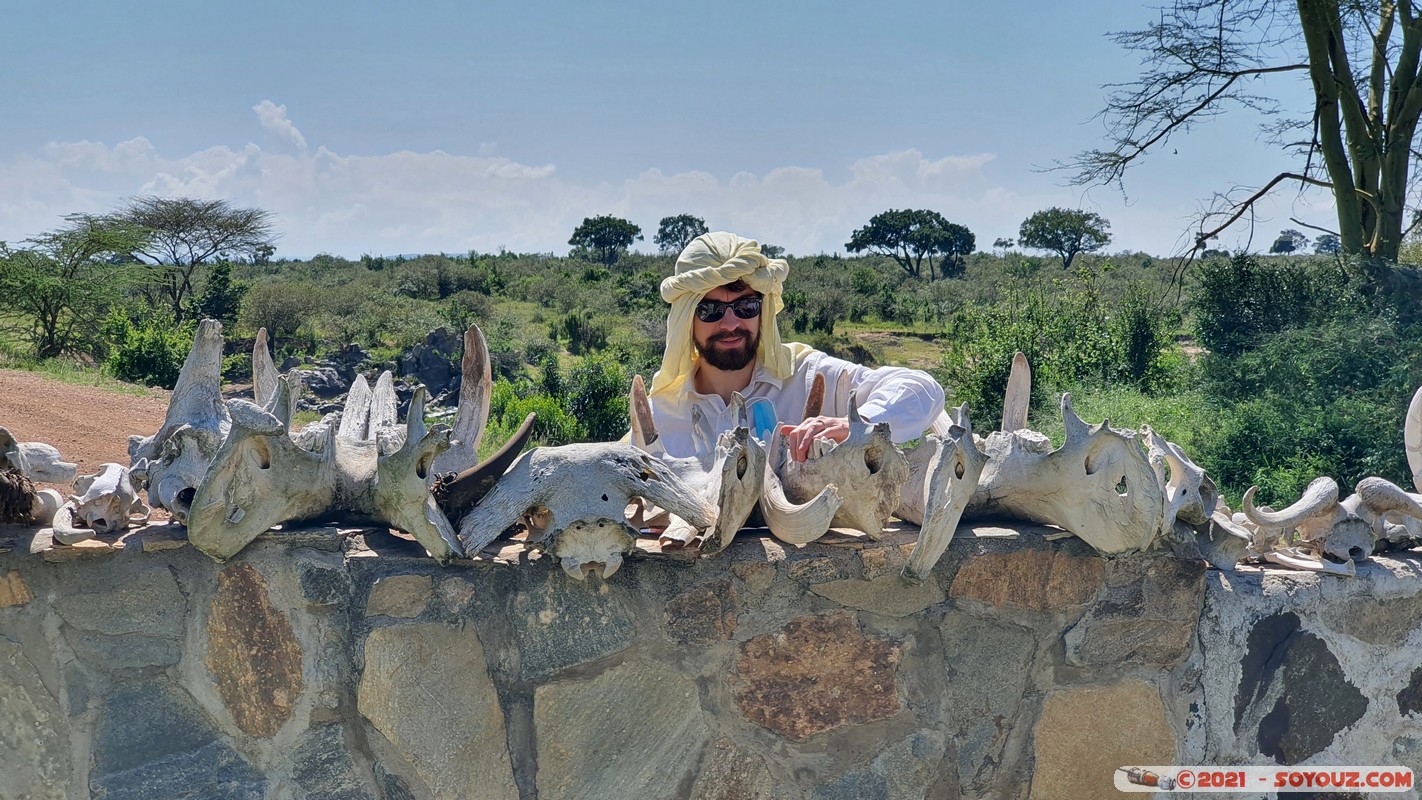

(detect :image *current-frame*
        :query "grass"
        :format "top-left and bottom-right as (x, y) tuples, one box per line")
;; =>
(0, 349), (165, 398)
(1028, 383), (1210, 456)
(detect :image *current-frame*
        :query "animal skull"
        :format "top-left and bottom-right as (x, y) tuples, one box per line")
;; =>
(452, 443), (717, 580)
(128, 319), (231, 524)
(0, 426), (78, 484)
(188, 374), (461, 563)
(964, 393), (1164, 554)
(900, 405), (988, 582)
(778, 397), (910, 538)
(628, 376), (764, 554)
(1144, 426), (1218, 530)
(51, 463), (150, 544)
(1241, 475), (1422, 563)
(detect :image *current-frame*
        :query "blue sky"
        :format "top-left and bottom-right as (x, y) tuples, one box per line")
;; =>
(4, 0), (1332, 259)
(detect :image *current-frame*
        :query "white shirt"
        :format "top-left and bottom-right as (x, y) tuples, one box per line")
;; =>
(649, 348), (946, 458)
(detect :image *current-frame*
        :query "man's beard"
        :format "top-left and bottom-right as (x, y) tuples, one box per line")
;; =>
(695, 328), (760, 371)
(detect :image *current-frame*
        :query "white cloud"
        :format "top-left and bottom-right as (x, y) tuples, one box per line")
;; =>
(253, 100), (308, 151)
(6, 101), (1277, 257)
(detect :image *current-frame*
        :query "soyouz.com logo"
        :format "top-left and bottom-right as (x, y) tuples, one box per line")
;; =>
(1115, 765), (1414, 792)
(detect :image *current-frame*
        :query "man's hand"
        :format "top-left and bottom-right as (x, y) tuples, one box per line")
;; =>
(780, 416), (851, 462)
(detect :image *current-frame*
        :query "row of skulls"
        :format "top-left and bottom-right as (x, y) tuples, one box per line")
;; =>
(12, 324), (1422, 581)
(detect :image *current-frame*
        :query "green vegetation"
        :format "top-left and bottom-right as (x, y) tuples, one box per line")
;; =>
(1017, 208), (1112, 270)
(6, 196), (1422, 511)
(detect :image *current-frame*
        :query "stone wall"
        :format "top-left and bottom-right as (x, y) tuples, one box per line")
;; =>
(1, 521), (1419, 800)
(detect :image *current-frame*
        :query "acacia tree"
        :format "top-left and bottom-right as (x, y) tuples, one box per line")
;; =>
(1269, 228), (1310, 253)
(111, 196), (276, 318)
(0, 215), (147, 358)
(569, 215), (643, 266)
(1065, 0), (1422, 263)
(845, 209), (975, 280)
(1018, 208), (1113, 270)
(653, 214), (709, 254)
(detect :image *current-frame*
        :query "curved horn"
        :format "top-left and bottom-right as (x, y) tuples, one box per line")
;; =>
(759, 431), (841, 544)
(435, 413), (537, 520)
(1242, 477), (1340, 529)
(1060, 393), (1091, 445)
(730, 392), (748, 429)
(1355, 476), (1422, 522)
(51, 501), (94, 545)
(690, 404), (714, 455)
(1407, 386), (1422, 493)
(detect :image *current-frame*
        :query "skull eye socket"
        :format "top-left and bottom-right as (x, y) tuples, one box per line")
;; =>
(245, 439), (272, 470)
(864, 445), (883, 476)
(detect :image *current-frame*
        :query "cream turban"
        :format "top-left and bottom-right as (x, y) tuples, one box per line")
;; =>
(650, 232), (804, 397)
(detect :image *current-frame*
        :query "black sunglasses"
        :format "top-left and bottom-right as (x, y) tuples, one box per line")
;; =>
(695, 296), (763, 323)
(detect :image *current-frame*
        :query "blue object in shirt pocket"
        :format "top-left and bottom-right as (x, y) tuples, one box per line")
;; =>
(746, 397), (777, 442)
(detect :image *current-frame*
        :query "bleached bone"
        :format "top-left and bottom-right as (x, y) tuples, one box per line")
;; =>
(188, 376), (461, 563)
(758, 427), (842, 545)
(1144, 426), (1218, 530)
(431, 324), (493, 475)
(1408, 385), (1422, 493)
(779, 398), (910, 538)
(901, 405), (989, 583)
(128, 319), (230, 524)
(1264, 547), (1356, 577)
(31, 489), (62, 526)
(51, 463), (150, 544)
(964, 394), (1164, 554)
(1001, 351), (1031, 432)
(0, 427), (78, 484)
(253, 327), (279, 408)
(628, 377), (765, 554)
(452, 443), (716, 580)
(1242, 475), (1422, 563)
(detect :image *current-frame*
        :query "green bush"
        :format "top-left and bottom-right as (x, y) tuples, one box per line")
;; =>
(567, 355), (630, 442)
(102, 310), (194, 389)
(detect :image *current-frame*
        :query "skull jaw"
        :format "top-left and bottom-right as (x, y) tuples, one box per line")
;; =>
(550, 519), (635, 581)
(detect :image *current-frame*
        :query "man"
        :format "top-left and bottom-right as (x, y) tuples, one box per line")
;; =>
(649, 231), (946, 461)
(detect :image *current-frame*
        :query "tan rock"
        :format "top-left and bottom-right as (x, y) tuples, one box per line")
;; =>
(1029, 680), (1175, 800)
(859, 543), (917, 580)
(0, 570), (33, 607)
(810, 574), (946, 617)
(786, 556), (843, 583)
(689, 738), (781, 800)
(949, 550), (1102, 611)
(359, 623), (516, 800)
(205, 563), (303, 738)
(436, 577), (475, 613)
(732, 561), (775, 593)
(535, 661), (709, 800)
(733, 612), (901, 741)
(366, 574), (432, 618)
(41, 536), (118, 561)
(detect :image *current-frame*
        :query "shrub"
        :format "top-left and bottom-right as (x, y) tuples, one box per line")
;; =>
(567, 355), (630, 442)
(103, 310), (194, 389)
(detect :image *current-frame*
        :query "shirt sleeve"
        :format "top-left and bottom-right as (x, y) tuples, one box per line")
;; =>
(828, 357), (946, 444)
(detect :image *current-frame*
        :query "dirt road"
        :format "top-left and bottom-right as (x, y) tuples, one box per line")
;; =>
(0, 369), (171, 480)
